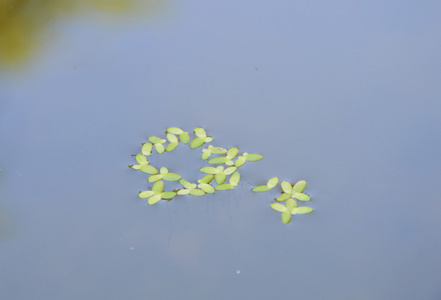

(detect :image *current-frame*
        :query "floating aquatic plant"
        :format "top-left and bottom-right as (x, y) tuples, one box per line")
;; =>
(130, 127), (315, 225)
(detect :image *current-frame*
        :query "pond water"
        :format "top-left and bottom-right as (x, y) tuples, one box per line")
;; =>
(1, 1), (441, 299)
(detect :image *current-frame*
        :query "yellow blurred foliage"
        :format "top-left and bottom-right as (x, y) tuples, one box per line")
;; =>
(0, 0), (163, 68)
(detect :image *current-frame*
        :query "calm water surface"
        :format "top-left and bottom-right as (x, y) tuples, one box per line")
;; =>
(1, 1), (441, 299)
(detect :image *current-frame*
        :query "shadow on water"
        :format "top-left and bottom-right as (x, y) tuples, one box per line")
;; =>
(0, 0), (165, 69)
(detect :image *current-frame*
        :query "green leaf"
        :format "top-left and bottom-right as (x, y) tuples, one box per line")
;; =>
(267, 177), (279, 188)
(226, 147), (239, 159)
(155, 143), (165, 154)
(179, 179), (193, 189)
(141, 143), (153, 156)
(199, 167), (219, 174)
(229, 172), (240, 186)
(166, 133), (178, 143)
(224, 166), (237, 175)
(135, 154), (148, 165)
(148, 194), (162, 205)
(208, 157), (227, 164)
(286, 198), (298, 211)
(152, 181), (164, 193)
(281, 210), (292, 224)
(210, 146), (227, 154)
(129, 164), (141, 169)
(291, 206), (314, 214)
(148, 174), (163, 182)
(275, 193), (291, 202)
(234, 156), (246, 167)
(201, 149), (211, 160)
(190, 137), (205, 149)
(166, 141), (178, 152)
(270, 203), (287, 212)
(198, 183), (215, 193)
(199, 175), (214, 183)
(148, 136), (163, 144)
(166, 127), (183, 135)
(162, 173), (182, 181)
(139, 191), (154, 198)
(194, 127), (207, 138)
(293, 192), (311, 202)
(189, 189), (205, 196)
(177, 189), (189, 195)
(140, 165), (158, 175)
(179, 132), (190, 144)
(245, 153), (263, 161)
(292, 180), (307, 193)
(215, 183), (234, 191)
(281, 181), (293, 194)
(159, 167), (168, 174)
(252, 185), (271, 192)
(161, 192), (177, 199)
(215, 172), (227, 184)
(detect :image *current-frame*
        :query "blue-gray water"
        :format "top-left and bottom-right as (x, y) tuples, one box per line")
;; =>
(1, 1), (441, 299)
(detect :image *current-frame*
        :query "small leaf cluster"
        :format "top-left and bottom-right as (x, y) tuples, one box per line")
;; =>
(130, 127), (315, 225)
(129, 127), (263, 205)
(252, 178), (314, 224)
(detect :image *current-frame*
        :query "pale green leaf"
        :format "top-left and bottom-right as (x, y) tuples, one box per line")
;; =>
(215, 172), (227, 184)
(224, 166), (237, 175)
(159, 167), (168, 174)
(245, 153), (263, 161)
(148, 174), (163, 182)
(129, 164), (141, 169)
(267, 177), (279, 188)
(229, 172), (240, 186)
(140, 165), (158, 175)
(148, 136), (162, 144)
(198, 183), (215, 193)
(179, 179), (193, 189)
(166, 127), (183, 135)
(148, 194), (162, 205)
(204, 136), (213, 143)
(270, 203), (287, 212)
(166, 141), (178, 152)
(189, 189), (205, 196)
(190, 137), (205, 149)
(225, 160), (234, 166)
(135, 154), (148, 165)
(166, 133), (178, 143)
(179, 132), (190, 144)
(292, 180), (307, 193)
(210, 146), (227, 154)
(199, 167), (218, 174)
(286, 198), (298, 211)
(281, 181), (293, 194)
(276, 193), (291, 202)
(252, 185), (271, 192)
(291, 206), (314, 214)
(208, 157), (227, 165)
(155, 143), (165, 154)
(234, 156), (246, 167)
(201, 149), (211, 160)
(194, 127), (207, 138)
(161, 192), (177, 199)
(293, 192), (311, 202)
(152, 180), (164, 193)
(215, 183), (234, 191)
(226, 147), (239, 159)
(281, 210), (292, 224)
(162, 173), (182, 181)
(138, 191), (154, 198)
(141, 143), (153, 156)
(177, 189), (189, 195)
(198, 174), (214, 184)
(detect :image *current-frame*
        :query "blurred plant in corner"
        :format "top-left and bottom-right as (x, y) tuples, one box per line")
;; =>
(0, 0), (164, 68)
